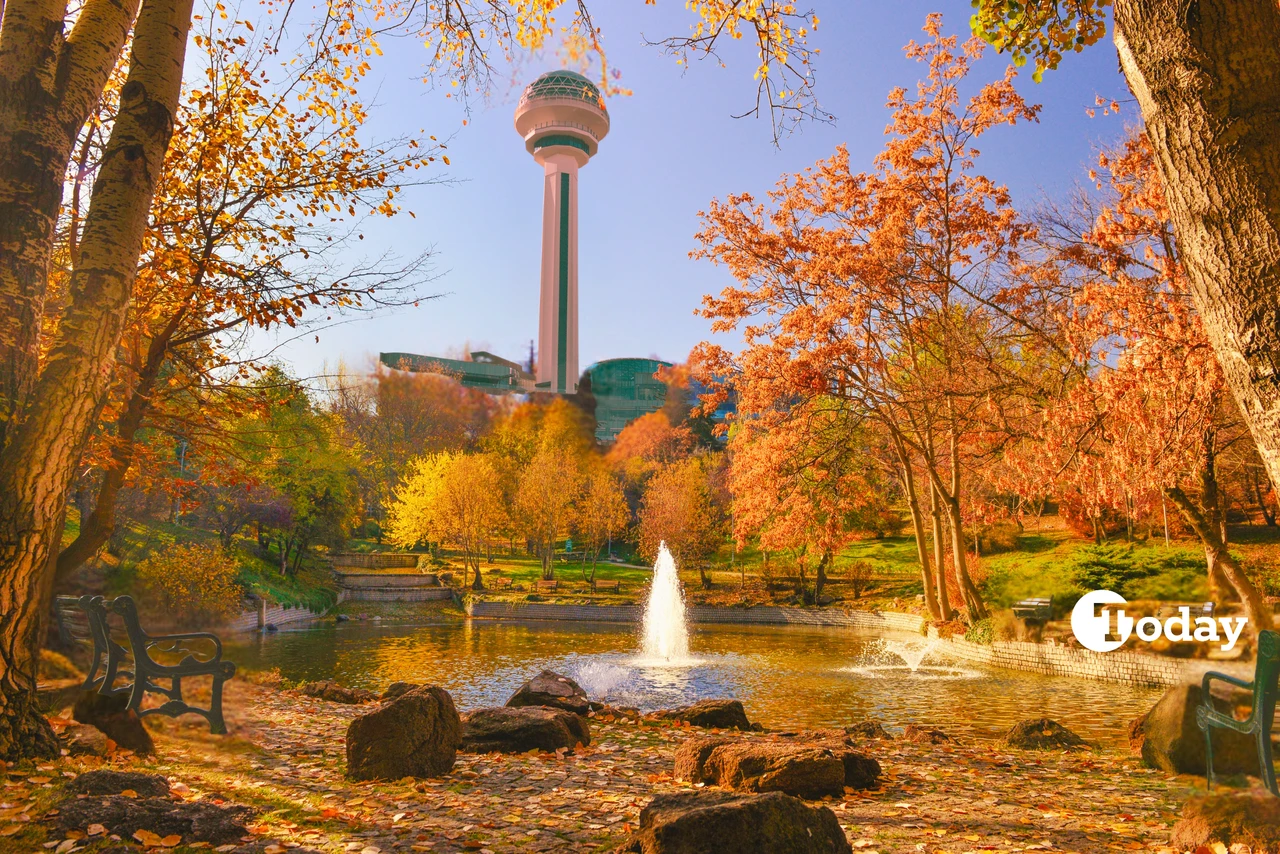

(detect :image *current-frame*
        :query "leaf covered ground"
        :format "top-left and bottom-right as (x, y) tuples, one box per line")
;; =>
(4, 679), (1220, 854)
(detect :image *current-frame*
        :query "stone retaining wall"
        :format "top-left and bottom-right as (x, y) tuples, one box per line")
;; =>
(329, 553), (420, 569)
(341, 587), (455, 603)
(927, 630), (1187, 687)
(222, 600), (335, 634)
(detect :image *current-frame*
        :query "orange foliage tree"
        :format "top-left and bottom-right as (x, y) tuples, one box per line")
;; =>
(1013, 130), (1274, 630)
(691, 17), (1044, 621)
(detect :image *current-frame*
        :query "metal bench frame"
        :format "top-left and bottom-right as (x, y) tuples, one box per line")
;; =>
(77, 595), (132, 696)
(1198, 629), (1279, 796)
(72, 594), (235, 734)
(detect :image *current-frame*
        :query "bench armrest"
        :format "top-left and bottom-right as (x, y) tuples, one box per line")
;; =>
(1202, 669), (1253, 695)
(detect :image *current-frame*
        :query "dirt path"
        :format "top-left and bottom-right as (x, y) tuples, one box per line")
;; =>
(9, 679), (1205, 853)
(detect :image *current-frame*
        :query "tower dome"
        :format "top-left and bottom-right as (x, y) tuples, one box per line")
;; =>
(514, 69), (610, 163)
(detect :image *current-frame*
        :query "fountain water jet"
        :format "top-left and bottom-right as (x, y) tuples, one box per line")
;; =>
(883, 638), (938, 672)
(638, 542), (691, 663)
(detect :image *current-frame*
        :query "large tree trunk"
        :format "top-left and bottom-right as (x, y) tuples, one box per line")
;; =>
(0, 0), (140, 443)
(0, 0), (195, 760)
(1114, 0), (1280, 493)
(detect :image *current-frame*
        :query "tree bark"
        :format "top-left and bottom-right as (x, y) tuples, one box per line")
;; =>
(896, 440), (941, 620)
(929, 482), (951, 620)
(0, 0), (141, 442)
(1166, 485), (1272, 632)
(1115, 0), (1280, 494)
(0, 0), (195, 760)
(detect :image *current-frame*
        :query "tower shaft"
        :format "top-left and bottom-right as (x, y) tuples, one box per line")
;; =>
(537, 153), (579, 393)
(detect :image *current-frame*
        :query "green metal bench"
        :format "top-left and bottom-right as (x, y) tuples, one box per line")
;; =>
(1198, 629), (1278, 795)
(73, 595), (236, 734)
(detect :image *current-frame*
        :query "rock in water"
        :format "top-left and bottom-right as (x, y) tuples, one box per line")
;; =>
(1133, 684), (1256, 775)
(462, 706), (590, 754)
(902, 725), (951, 744)
(346, 686), (461, 781)
(57, 797), (254, 846)
(844, 721), (892, 740)
(1170, 792), (1280, 854)
(381, 681), (422, 702)
(301, 680), (377, 704)
(617, 791), (851, 854)
(1003, 718), (1087, 750)
(657, 699), (753, 731)
(675, 737), (880, 798)
(506, 670), (590, 715)
(67, 770), (171, 798)
(72, 691), (155, 755)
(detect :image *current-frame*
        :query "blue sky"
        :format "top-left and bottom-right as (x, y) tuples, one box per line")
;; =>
(268, 2), (1133, 380)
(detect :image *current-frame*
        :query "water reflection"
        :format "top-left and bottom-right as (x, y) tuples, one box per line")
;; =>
(227, 619), (1159, 744)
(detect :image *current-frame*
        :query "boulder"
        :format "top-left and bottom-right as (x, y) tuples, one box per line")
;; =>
(616, 791), (851, 854)
(902, 724), (951, 744)
(301, 680), (377, 704)
(1170, 792), (1280, 854)
(461, 706), (590, 754)
(346, 686), (461, 781)
(72, 690), (155, 755)
(506, 670), (590, 715)
(57, 797), (254, 846)
(61, 724), (112, 756)
(380, 681), (422, 702)
(1003, 718), (1087, 750)
(1133, 684), (1256, 775)
(67, 770), (171, 799)
(675, 737), (880, 798)
(657, 699), (754, 731)
(843, 721), (892, 740)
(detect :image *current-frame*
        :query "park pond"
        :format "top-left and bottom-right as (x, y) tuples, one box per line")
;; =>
(226, 617), (1161, 744)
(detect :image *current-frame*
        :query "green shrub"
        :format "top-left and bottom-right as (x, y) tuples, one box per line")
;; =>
(1068, 543), (1153, 596)
(965, 617), (994, 645)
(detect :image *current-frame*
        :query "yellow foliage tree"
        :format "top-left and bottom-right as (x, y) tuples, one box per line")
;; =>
(135, 542), (243, 627)
(387, 452), (505, 588)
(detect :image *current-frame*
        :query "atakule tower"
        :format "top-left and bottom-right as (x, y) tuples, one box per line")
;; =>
(513, 70), (610, 394)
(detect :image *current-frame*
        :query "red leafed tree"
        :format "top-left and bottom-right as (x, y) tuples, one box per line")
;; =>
(692, 16), (1045, 621)
(1020, 131), (1273, 630)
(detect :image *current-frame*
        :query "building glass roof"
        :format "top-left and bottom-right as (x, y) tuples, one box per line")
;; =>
(520, 70), (607, 114)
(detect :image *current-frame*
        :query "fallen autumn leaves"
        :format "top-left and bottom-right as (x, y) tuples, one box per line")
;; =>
(0, 679), (1232, 853)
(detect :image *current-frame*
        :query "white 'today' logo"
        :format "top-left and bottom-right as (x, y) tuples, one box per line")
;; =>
(1070, 590), (1249, 653)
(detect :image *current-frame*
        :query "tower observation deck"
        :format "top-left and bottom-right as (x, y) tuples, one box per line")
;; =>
(513, 70), (610, 394)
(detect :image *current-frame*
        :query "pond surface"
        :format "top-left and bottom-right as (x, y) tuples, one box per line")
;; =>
(227, 618), (1160, 745)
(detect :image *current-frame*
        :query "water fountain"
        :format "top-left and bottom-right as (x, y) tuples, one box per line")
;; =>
(842, 637), (981, 680)
(638, 542), (692, 663)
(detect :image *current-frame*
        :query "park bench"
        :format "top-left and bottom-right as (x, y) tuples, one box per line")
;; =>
(535, 579), (558, 593)
(1011, 597), (1054, 621)
(1157, 601), (1215, 619)
(592, 579), (621, 594)
(1198, 629), (1278, 796)
(70, 595), (236, 735)
(489, 576), (513, 590)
